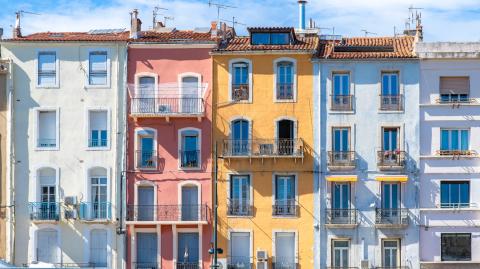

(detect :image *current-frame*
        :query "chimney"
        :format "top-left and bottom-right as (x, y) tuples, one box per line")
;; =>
(210, 21), (218, 38)
(12, 11), (21, 38)
(130, 9), (142, 39)
(298, 0), (307, 31)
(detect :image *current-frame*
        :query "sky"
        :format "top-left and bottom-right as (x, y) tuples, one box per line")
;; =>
(0, 0), (479, 41)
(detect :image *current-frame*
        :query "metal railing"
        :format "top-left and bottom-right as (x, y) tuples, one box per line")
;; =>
(331, 95), (353, 111)
(437, 94), (474, 104)
(326, 209), (358, 225)
(179, 150), (200, 168)
(380, 94), (403, 111)
(175, 262), (200, 269)
(375, 267), (410, 269)
(134, 262), (160, 269)
(327, 267), (359, 269)
(277, 83), (294, 100)
(136, 150), (157, 169)
(439, 202), (473, 209)
(222, 139), (303, 158)
(272, 199), (298, 216)
(79, 202), (111, 220)
(377, 151), (405, 167)
(437, 150), (477, 156)
(375, 208), (409, 226)
(89, 139), (108, 147)
(126, 204), (209, 222)
(272, 260), (297, 269)
(130, 97), (205, 115)
(232, 84), (250, 101)
(227, 199), (253, 216)
(49, 262), (108, 268)
(227, 256), (252, 269)
(37, 138), (57, 148)
(29, 202), (60, 221)
(327, 151), (356, 168)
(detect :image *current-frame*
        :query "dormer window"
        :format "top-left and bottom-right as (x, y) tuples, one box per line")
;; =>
(251, 32), (292, 45)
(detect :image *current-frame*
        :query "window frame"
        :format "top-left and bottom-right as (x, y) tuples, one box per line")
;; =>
(134, 127), (158, 170)
(88, 227), (109, 267)
(36, 50), (60, 89)
(272, 230), (298, 265)
(34, 107), (60, 151)
(86, 108), (110, 150)
(177, 127), (202, 171)
(381, 71), (400, 96)
(228, 174), (253, 214)
(273, 57), (297, 103)
(440, 128), (470, 151)
(331, 239), (350, 268)
(441, 233), (471, 261)
(228, 229), (253, 265)
(440, 181), (470, 208)
(229, 58), (253, 103)
(381, 239), (401, 267)
(272, 173), (298, 218)
(86, 48), (111, 89)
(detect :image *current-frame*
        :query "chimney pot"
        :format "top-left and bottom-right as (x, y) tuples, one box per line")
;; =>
(130, 9), (142, 39)
(298, 0), (307, 31)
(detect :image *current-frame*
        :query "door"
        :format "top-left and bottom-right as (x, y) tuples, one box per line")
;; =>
(178, 233), (199, 266)
(40, 185), (56, 220)
(137, 233), (157, 267)
(333, 128), (349, 162)
(138, 76), (155, 113)
(275, 176), (295, 215)
(382, 128), (399, 163)
(182, 186), (199, 221)
(232, 120), (249, 155)
(383, 240), (399, 267)
(332, 183), (350, 222)
(37, 229), (58, 263)
(382, 73), (399, 107)
(277, 120), (295, 155)
(230, 232), (250, 267)
(138, 186), (154, 221)
(90, 229), (108, 267)
(230, 175), (250, 215)
(181, 76), (200, 113)
(275, 232), (295, 268)
(382, 183), (400, 220)
(91, 177), (108, 219)
(332, 240), (349, 268)
(140, 136), (154, 168)
(182, 133), (199, 168)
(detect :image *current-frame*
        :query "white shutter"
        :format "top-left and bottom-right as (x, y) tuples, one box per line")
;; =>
(89, 111), (107, 130)
(37, 229), (58, 263)
(90, 229), (107, 265)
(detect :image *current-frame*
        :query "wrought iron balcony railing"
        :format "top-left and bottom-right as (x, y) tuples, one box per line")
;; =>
(130, 97), (205, 116)
(277, 83), (294, 100)
(222, 139), (303, 158)
(331, 95), (353, 111)
(272, 199), (298, 217)
(89, 139), (108, 147)
(327, 151), (356, 169)
(272, 260), (297, 269)
(227, 199), (253, 217)
(37, 138), (57, 148)
(227, 257), (252, 269)
(377, 150), (405, 169)
(436, 149), (477, 157)
(126, 204), (209, 222)
(136, 150), (157, 169)
(232, 84), (250, 101)
(179, 150), (200, 168)
(175, 262), (200, 269)
(375, 267), (410, 269)
(79, 202), (111, 220)
(134, 262), (160, 269)
(327, 267), (359, 269)
(326, 209), (358, 225)
(380, 94), (403, 111)
(375, 208), (409, 226)
(437, 94), (474, 104)
(29, 202), (60, 221)
(439, 202), (473, 209)
(42, 262), (108, 268)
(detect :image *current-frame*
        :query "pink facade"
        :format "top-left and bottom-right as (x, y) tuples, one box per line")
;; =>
(126, 45), (214, 269)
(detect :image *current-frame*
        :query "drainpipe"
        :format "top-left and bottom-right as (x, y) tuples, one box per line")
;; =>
(298, 0), (307, 31)
(212, 142), (218, 268)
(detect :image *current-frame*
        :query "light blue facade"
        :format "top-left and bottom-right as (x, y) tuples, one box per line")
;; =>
(313, 58), (420, 269)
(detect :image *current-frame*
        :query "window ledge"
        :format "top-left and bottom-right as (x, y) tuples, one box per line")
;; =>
(420, 261), (480, 264)
(84, 85), (111, 89)
(420, 103), (480, 107)
(420, 155), (479, 159)
(274, 100), (296, 103)
(328, 111), (355, 114)
(229, 100), (252, 104)
(85, 147), (110, 151)
(377, 110), (404, 114)
(178, 167), (202, 171)
(35, 147), (60, 151)
(36, 85), (60, 89)
(419, 207), (480, 212)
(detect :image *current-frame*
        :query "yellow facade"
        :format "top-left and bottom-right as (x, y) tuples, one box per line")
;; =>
(212, 53), (315, 268)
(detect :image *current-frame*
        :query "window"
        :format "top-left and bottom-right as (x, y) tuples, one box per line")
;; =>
(135, 76), (156, 113)
(36, 229), (59, 263)
(90, 229), (107, 267)
(181, 185), (199, 221)
(441, 233), (471, 261)
(37, 110), (58, 149)
(440, 181), (469, 208)
(381, 72), (402, 110)
(181, 76), (201, 114)
(273, 175), (296, 216)
(177, 232), (200, 265)
(332, 127), (351, 163)
(439, 77), (470, 103)
(88, 111), (108, 148)
(274, 232), (295, 268)
(331, 73), (352, 111)
(37, 52), (57, 87)
(276, 61), (294, 100)
(231, 119), (250, 156)
(277, 119), (295, 155)
(136, 130), (156, 169)
(88, 51), (108, 86)
(331, 183), (352, 224)
(380, 127), (402, 165)
(332, 240), (349, 267)
(382, 183), (400, 210)
(231, 62), (250, 101)
(440, 129), (469, 154)
(90, 171), (108, 219)
(179, 129), (200, 168)
(251, 32), (291, 45)
(229, 175), (251, 216)
(229, 232), (250, 267)
(136, 232), (158, 267)
(137, 186), (155, 221)
(382, 240), (400, 267)
(37, 168), (58, 220)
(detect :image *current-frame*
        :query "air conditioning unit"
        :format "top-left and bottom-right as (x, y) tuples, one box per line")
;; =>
(259, 144), (273, 155)
(158, 104), (171, 113)
(64, 196), (77, 206)
(257, 250), (268, 261)
(361, 260), (369, 269)
(64, 209), (77, 219)
(256, 261), (268, 269)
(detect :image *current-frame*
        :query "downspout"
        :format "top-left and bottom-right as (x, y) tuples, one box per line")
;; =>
(120, 41), (129, 269)
(6, 56), (15, 264)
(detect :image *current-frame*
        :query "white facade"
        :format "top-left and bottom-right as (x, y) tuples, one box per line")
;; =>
(1, 41), (127, 267)
(417, 42), (480, 269)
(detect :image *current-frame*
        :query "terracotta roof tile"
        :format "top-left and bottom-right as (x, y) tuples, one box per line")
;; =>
(6, 31), (129, 42)
(133, 30), (216, 43)
(214, 35), (319, 52)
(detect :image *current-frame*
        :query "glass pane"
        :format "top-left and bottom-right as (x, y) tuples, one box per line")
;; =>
(461, 130), (469, 150)
(334, 75), (341, 96)
(89, 74), (107, 85)
(341, 75), (349, 95)
(89, 52), (107, 72)
(391, 74), (398, 95)
(251, 33), (270, 45)
(38, 75), (56, 86)
(341, 129), (349, 151)
(382, 74), (390, 95)
(451, 130), (459, 150)
(271, 33), (290, 45)
(391, 184), (399, 209)
(460, 182), (469, 204)
(383, 184), (391, 208)
(334, 129), (340, 151)
(440, 182), (449, 206)
(441, 130), (449, 151)
(38, 52), (56, 72)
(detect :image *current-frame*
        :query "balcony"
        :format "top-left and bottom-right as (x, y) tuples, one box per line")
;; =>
(88, 139), (107, 148)
(377, 151), (406, 170)
(136, 150), (157, 169)
(134, 262), (160, 269)
(29, 202), (60, 222)
(232, 84), (250, 102)
(37, 138), (57, 148)
(227, 257), (252, 269)
(126, 204), (209, 224)
(327, 151), (356, 170)
(436, 150), (477, 157)
(272, 199), (298, 217)
(331, 95), (353, 111)
(130, 97), (205, 119)
(79, 202), (111, 221)
(179, 150), (200, 168)
(227, 199), (253, 217)
(380, 95), (403, 111)
(175, 263), (200, 269)
(325, 209), (358, 228)
(375, 208), (409, 228)
(276, 83), (294, 101)
(272, 261), (297, 269)
(222, 139), (304, 160)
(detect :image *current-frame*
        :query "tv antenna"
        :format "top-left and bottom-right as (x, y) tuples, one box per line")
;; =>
(406, 5), (423, 30)
(208, 1), (236, 29)
(361, 29), (377, 37)
(153, 6), (168, 28)
(163, 16), (175, 26)
(319, 27), (335, 35)
(14, 10), (40, 33)
(220, 16), (245, 30)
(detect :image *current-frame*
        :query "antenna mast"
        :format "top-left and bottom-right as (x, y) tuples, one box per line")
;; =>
(361, 29), (377, 37)
(208, 0), (236, 29)
(220, 16), (245, 31)
(153, 6), (168, 28)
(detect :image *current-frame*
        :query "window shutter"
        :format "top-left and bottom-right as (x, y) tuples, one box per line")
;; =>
(440, 77), (470, 94)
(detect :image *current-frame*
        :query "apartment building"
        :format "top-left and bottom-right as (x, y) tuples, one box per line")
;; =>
(0, 27), (127, 267)
(125, 11), (217, 269)
(416, 42), (480, 269)
(313, 32), (421, 268)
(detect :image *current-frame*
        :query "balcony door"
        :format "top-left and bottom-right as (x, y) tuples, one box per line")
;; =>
(91, 176), (108, 219)
(275, 176), (295, 215)
(232, 119), (249, 155)
(382, 240), (399, 267)
(178, 232), (199, 266)
(140, 135), (154, 168)
(182, 185), (199, 221)
(138, 186), (154, 221)
(382, 127), (399, 163)
(382, 183), (400, 219)
(37, 229), (58, 264)
(181, 130), (199, 168)
(39, 170), (56, 220)
(275, 232), (295, 268)
(181, 76), (200, 114)
(332, 182), (350, 222)
(333, 128), (349, 161)
(277, 119), (294, 155)
(138, 76), (155, 113)
(230, 232), (250, 267)
(136, 232), (157, 268)
(230, 175), (250, 215)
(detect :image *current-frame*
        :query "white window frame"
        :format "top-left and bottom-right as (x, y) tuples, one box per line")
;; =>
(178, 180), (202, 212)
(134, 127), (158, 170)
(228, 229), (254, 265)
(85, 225), (111, 268)
(34, 107), (60, 151)
(229, 58), (253, 103)
(177, 127), (202, 171)
(85, 108), (111, 151)
(227, 173), (254, 218)
(273, 57), (297, 103)
(31, 165), (60, 203)
(331, 239), (350, 268)
(173, 227), (203, 267)
(381, 238), (401, 267)
(272, 173), (298, 218)
(36, 50), (60, 89)
(86, 48), (111, 89)
(84, 166), (111, 220)
(274, 116), (298, 141)
(440, 128), (470, 151)
(130, 227), (161, 269)
(134, 180), (157, 221)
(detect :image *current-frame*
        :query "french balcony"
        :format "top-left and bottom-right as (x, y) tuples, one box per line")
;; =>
(130, 97), (205, 119)
(272, 260), (297, 269)
(327, 151), (356, 170)
(175, 262), (200, 269)
(272, 199), (298, 217)
(37, 138), (57, 148)
(325, 209), (358, 228)
(437, 94), (475, 104)
(88, 138), (108, 148)
(375, 208), (409, 228)
(29, 202), (60, 222)
(227, 257), (252, 269)
(331, 95), (353, 111)
(276, 83), (294, 101)
(79, 202), (111, 221)
(380, 94), (403, 111)
(222, 139), (304, 160)
(134, 262), (160, 269)
(436, 149), (477, 157)
(136, 150), (157, 169)
(377, 150), (406, 170)
(227, 199), (253, 217)
(126, 204), (209, 224)
(179, 150), (200, 168)
(232, 84), (250, 102)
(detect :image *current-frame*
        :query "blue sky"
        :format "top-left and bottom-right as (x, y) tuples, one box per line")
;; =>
(1, 0), (480, 41)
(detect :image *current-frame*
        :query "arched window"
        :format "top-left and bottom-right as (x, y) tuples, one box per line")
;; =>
(230, 60), (251, 102)
(179, 128), (200, 169)
(33, 168), (58, 221)
(87, 167), (109, 220)
(231, 119), (250, 155)
(277, 119), (295, 155)
(136, 128), (157, 169)
(276, 61), (294, 100)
